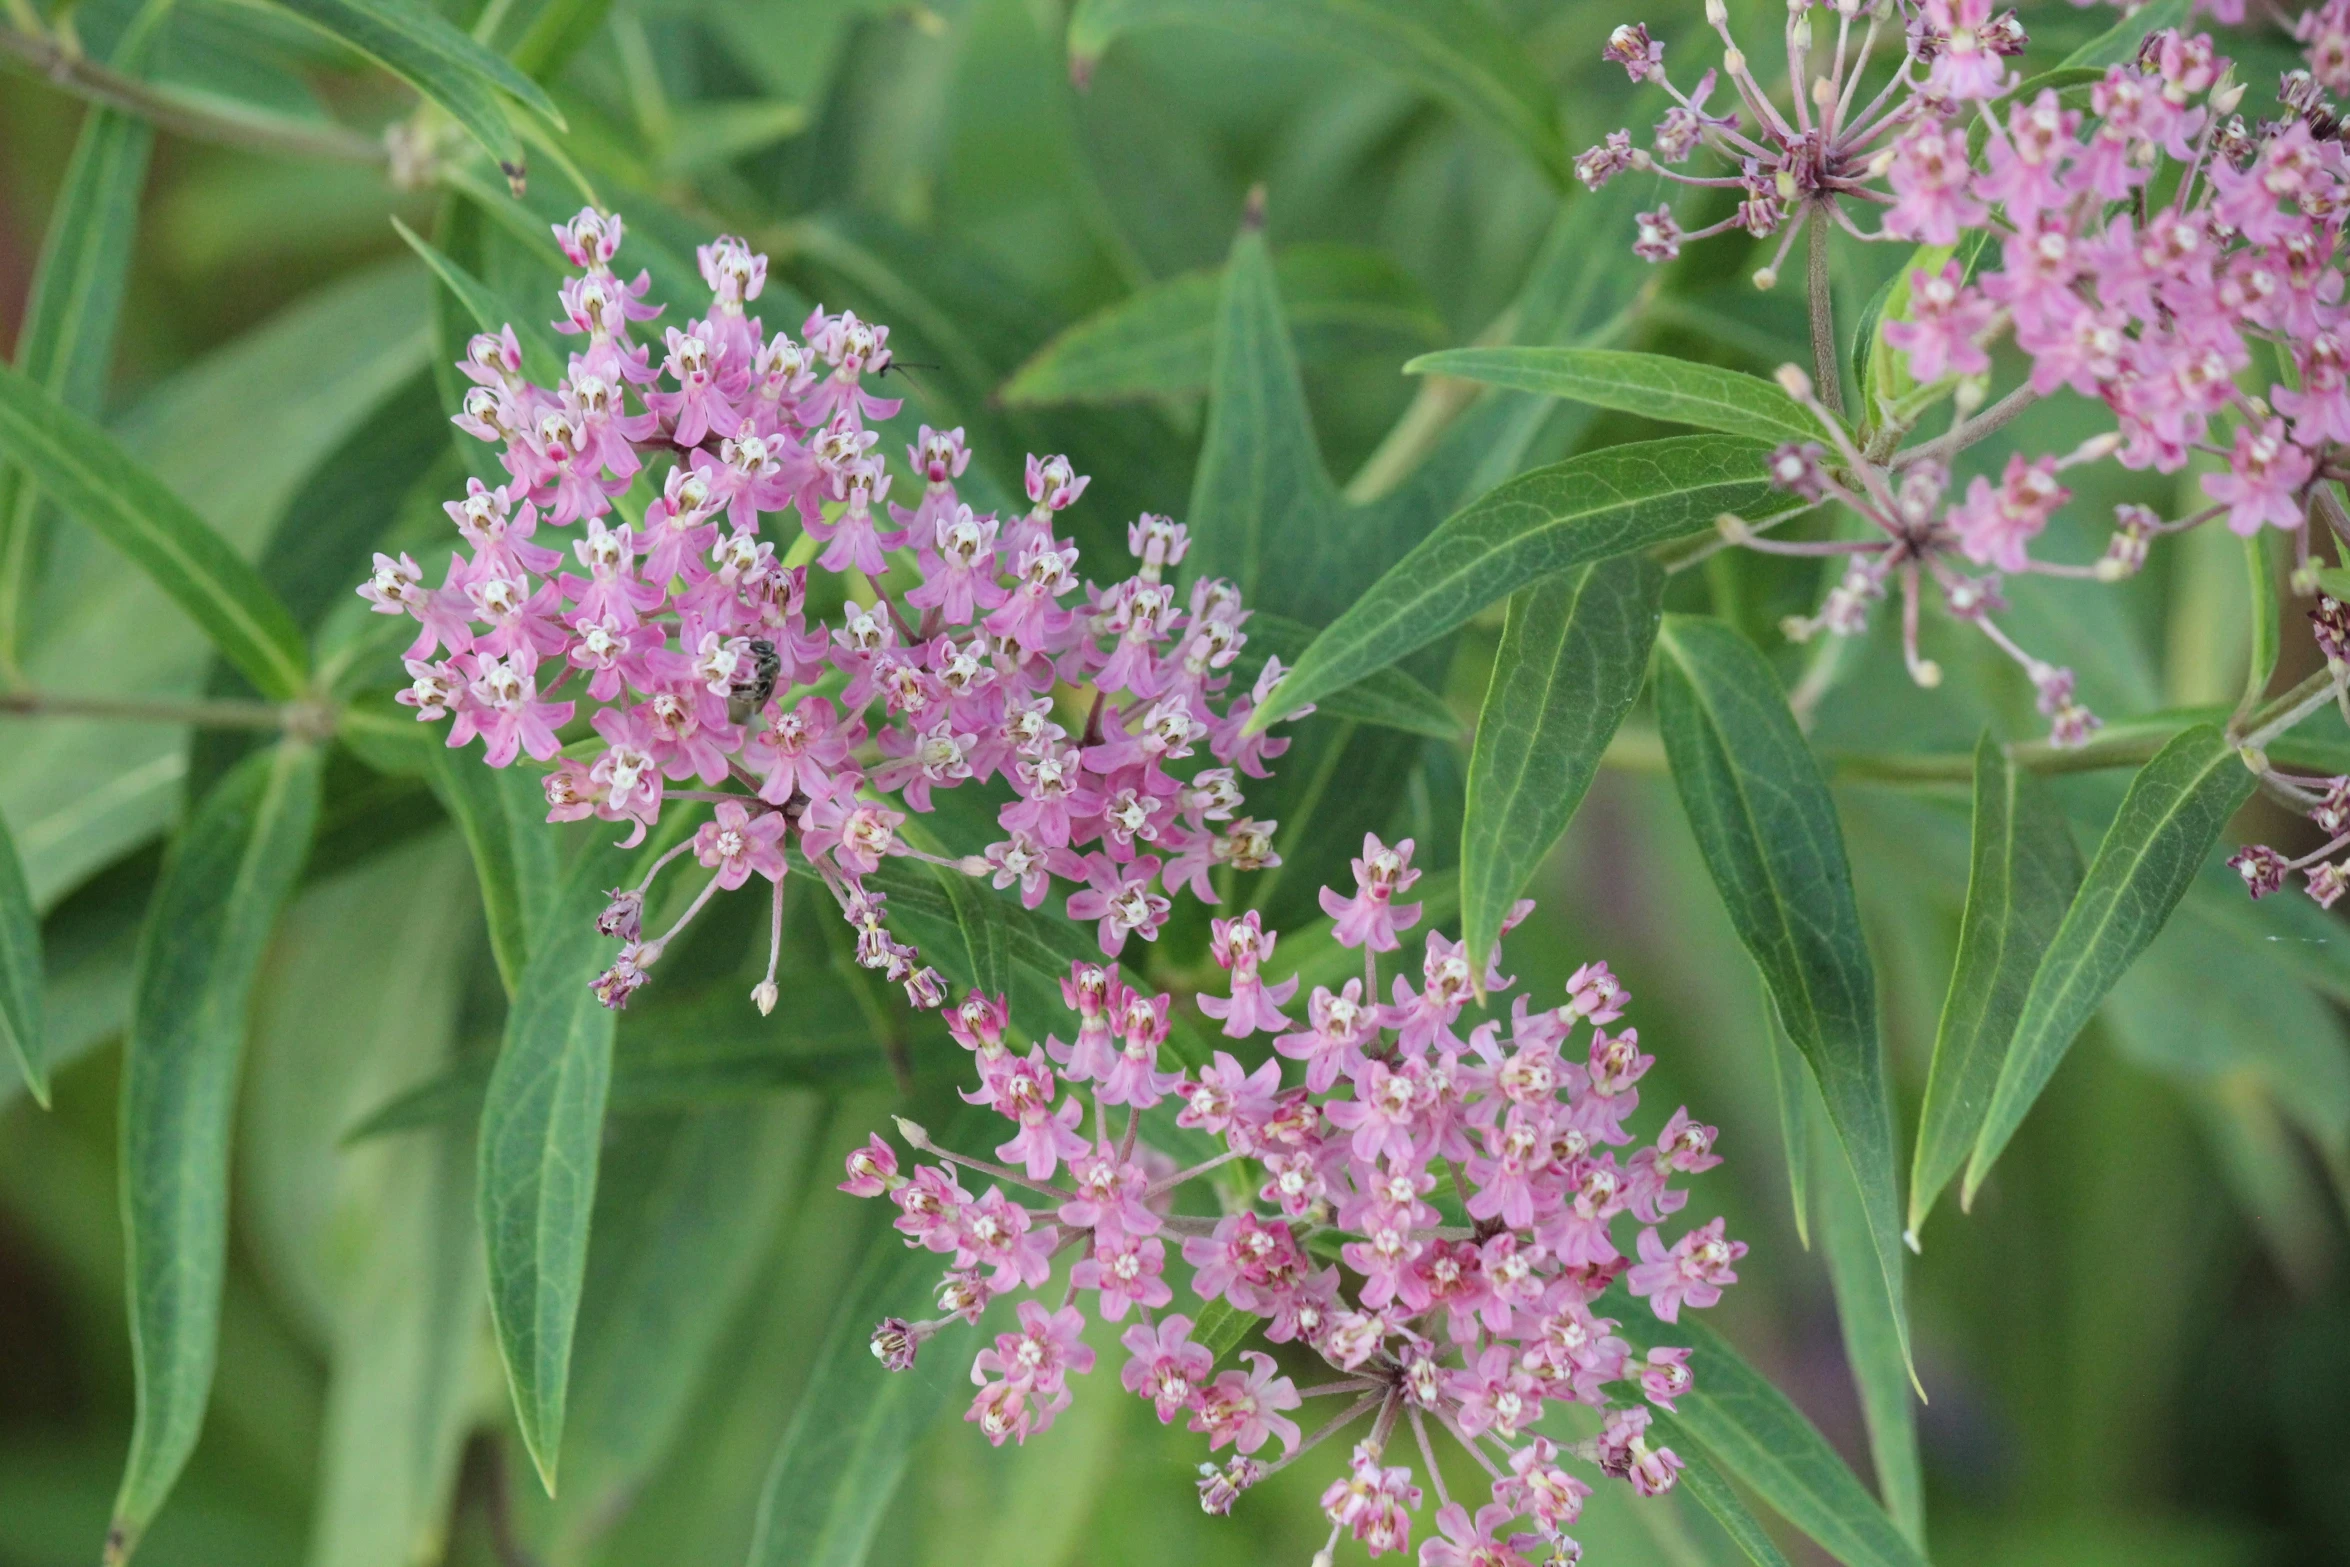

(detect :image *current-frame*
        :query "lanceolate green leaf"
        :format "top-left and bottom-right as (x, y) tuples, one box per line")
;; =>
(1652, 615), (1913, 1387)
(1461, 555), (1663, 972)
(109, 741), (324, 1567)
(426, 749), (564, 998)
(391, 215), (566, 383)
(745, 1200), (981, 1567)
(1261, 436), (1791, 725)
(0, 0), (168, 673)
(1909, 735), (2082, 1236)
(1237, 612), (1459, 741)
(2241, 531), (2280, 719)
(1817, 1122), (1926, 1550)
(933, 858), (1013, 1004)
(478, 836), (632, 1494)
(1067, 0), (1572, 187)
(265, 0), (566, 182)
(1185, 221), (1343, 608)
(0, 362), (310, 701)
(0, 811), (47, 1106)
(1657, 1430), (1794, 1567)
(1964, 725), (2255, 1201)
(1615, 1308), (1928, 1567)
(1409, 347), (1826, 446)
(1001, 244), (1442, 406)
(2063, 0), (2190, 68)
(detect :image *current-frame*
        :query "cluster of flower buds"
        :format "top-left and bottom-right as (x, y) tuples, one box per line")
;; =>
(357, 209), (1293, 1014)
(1587, 5), (2350, 756)
(842, 837), (1742, 1562)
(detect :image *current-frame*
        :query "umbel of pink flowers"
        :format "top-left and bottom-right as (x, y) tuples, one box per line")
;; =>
(843, 838), (1743, 1565)
(1582, 4), (2350, 752)
(357, 209), (1294, 1013)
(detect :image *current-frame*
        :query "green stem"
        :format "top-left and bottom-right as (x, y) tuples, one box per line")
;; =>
(0, 687), (323, 732)
(0, 26), (386, 163)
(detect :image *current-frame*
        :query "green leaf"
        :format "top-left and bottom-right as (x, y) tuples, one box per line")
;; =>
(1816, 1116), (1926, 1550)
(0, 0), (168, 672)
(745, 1201), (982, 1567)
(1761, 985), (1811, 1249)
(1067, 0), (1572, 187)
(2062, 0), (2190, 68)
(1652, 615), (1913, 1388)
(109, 741), (325, 1566)
(1185, 222), (1344, 609)
(1614, 1308), (1928, 1567)
(932, 857), (1012, 1004)
(264, 0), (566, 181)
(1657, 1429), (1794, 1567)
(0, 811), (47, 1106)
(478, 835), (632, 1494)
(0, 361), (310, 701)
(1908, 734), (2082, 1236)
(426, 749), (564, 998)
(1461, 555), (1663, 972)
(1408, 347), (1827, 446)
(1189, 1296), (1258, 1360)
(390, 215), (565, 383)
(1263, 436), (1792, 725)
(555, 1101), (812, 1553)
(1001, 244), (1443, 406)
(1965, 725), (2257, 1202)
(1236, 612), (1459, 741)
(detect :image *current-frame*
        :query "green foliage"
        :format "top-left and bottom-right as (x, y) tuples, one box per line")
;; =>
(0, 363), (309, 702)
(1966, 727), (2259, 1202)
(1654, 615), (1914, 1386)
(1910, 735), (2083, 1236)
(1410, 347), (1828, 445)
(0, 811), (48, 1104)
(478, 837), (632, 1494)
(1460, 555), (1662, 973)
(112, 741), (324, 1563)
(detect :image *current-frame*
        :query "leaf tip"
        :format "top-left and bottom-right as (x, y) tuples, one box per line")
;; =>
(1241, 182), (1267, 234)
(502, 161), (528, 198)
(1067, 50), (1098, 91)
(102, 1518), (132, 1567)
(1901, 1223), (1921, 1255)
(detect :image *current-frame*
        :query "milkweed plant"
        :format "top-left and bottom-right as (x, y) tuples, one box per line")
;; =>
(0, 0), (2344, 1565)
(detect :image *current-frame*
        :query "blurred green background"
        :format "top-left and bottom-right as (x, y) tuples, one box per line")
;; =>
(2, 1), (2347, 1565)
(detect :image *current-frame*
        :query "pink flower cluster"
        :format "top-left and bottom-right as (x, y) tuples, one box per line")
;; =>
(356, 209), (1292, 1013)
(843, 838), (1742, 1562)
(1583, 6), (2350, 753)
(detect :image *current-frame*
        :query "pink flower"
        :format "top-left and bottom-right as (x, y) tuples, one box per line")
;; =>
(1118, 1315), (1212, 1422)
(1948, 454), (2069, 573)
(1070, 1231), (1171, 1320)
(1318, 834), (1423, 951)
(692, 799), (787, 888)
(1881, 262), (1995, 384)
(838, 1133), (898, 1197)
(1190, 1351), (1300, 1456)
(1885, 123), (1987, 244)
(1063, 852), (1170, 957)
(1420, 1502), (1543, 1567)
(2203, 419), (2314, 535)
(1640, 1346), (1696, 1411)
(1626, 1217), (1746, 1322)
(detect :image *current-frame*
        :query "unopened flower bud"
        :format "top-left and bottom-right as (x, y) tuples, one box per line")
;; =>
(1953, 376), (1987, 416)
(1911, 658), (1943, 689)
(2292, 561), (2322, 598)
(893, 1114), (930, 1147)
(1774, 364), (1814, 401)
(752, 980), (779, 1015)
(596, 888), (644, 940)
(1753, 266), (1778, 290)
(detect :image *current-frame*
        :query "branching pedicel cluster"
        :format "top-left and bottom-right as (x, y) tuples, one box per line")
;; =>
(845, 841), (1741, 1565)
(1584, 4), (2350, 769)
(357, 211), (1293, 1013)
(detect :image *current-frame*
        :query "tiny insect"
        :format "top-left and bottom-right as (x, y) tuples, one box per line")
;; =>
(728, 637), (782, 725)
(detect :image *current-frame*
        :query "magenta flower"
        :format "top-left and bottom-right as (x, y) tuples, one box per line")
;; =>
(1318, 833), (1423, 951)
(1119, 1315), (1212, 1422)
(2205, 418), (2316, 534)
(1627, 1217), (1747, 1322)
(692, 799), (786, 889)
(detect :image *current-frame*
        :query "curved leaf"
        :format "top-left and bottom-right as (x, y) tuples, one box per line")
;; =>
(1615, 1308), (1928, 1567)
(426, 748), (564, 998)
(1652, 615), (1912, 1385)
(0, 362), (310, 701)
(1818, 1121), (1925, 1549)
(1964, 725), (2255, 1202)
(265, 0), (565, 181)
(109, 741), (324, 1566)
(390, 215), (565, 383)
(1409, 347), (1826, 446)
(478, 835), (632, 1494)
(1908, 734), (2082, 1236)
(1068, 0), (1571, 186)
(1002, 244), (1442, 406)
(1461, 554), (1663, 971)
(0, 0), (167, 671)
(744, 1197), (982, 1567)
(2063, 0), (2190, 68)
(0, 812), (44, 1105)
(1659, 1431), (1793, 1567)
(1261, 436), (1791, 727)
(1238, 612), (1459, 741)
